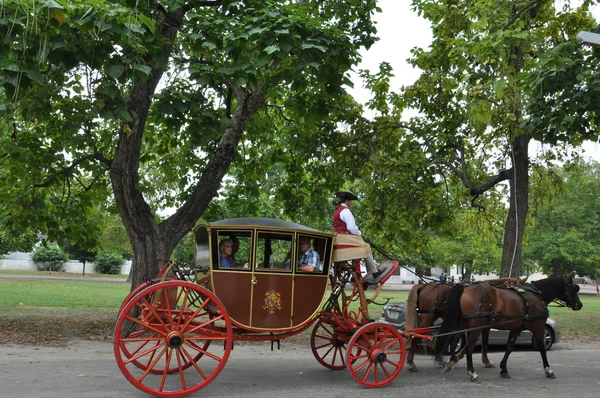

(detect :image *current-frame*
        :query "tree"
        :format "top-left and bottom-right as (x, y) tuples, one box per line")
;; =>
(31, 245), (69, 273)
(524, 161), (600, 279)
(388, 0), (598, 277)
(0, 0), (380, 289)
(428, 208), (504, 280)
(61, 241), (97, 276)
(94, 251), (126, 275)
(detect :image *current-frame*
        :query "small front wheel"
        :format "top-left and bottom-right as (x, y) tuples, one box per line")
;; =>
(311, 320), (348, 370)
(346, 322), (406, 388)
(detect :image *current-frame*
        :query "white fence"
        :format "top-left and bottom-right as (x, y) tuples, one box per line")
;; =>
(0, 252), (131, 275)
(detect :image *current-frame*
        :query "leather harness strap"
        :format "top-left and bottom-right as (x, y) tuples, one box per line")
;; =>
(460, 282), (549, 324)
(416, 282), (447, 315)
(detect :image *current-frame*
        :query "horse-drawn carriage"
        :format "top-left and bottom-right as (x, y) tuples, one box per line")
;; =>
(113, 217), (432, 397)
(113, 217), (583, 396)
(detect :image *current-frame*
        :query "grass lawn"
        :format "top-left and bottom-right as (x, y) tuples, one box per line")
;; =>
(0, 277), (597, 346)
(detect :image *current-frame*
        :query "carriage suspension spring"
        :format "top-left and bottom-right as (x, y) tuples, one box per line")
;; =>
(321, 270), (353, 315)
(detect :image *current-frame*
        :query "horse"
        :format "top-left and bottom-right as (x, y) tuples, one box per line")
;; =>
(434, 274), (583, 382)
(405, 282), (496, 372)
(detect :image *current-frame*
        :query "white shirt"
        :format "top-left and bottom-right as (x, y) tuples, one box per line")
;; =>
(339, 203), (361, 236)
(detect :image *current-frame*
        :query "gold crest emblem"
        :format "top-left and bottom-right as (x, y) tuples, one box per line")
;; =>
(262, 290), (283, 314)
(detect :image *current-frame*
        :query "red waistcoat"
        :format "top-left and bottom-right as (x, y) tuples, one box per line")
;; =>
(333, 206), (349, 233)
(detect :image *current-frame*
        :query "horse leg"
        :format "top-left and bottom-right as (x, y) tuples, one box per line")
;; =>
(480, 328), (495, 368)
(499, 330), (519, 378)
(465, 330), (482, 383)
(441, 334), (459, 373)
(407, 337), (418, 372)
(533, 329), (555, 378)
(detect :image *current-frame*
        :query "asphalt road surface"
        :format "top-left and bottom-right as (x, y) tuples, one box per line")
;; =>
(1, 340), (599, 398)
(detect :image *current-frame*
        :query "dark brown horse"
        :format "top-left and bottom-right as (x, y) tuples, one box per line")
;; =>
(405, 282), (495, 372)
(434, 274), (583, 382)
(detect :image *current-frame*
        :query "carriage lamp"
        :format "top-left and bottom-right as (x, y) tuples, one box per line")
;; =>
(577, 31), (600, 48)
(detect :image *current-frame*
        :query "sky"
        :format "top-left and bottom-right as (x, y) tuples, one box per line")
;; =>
(349, 0), (600, 159)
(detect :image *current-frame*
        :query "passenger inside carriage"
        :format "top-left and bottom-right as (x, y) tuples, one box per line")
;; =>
(297, 236), (320, 272)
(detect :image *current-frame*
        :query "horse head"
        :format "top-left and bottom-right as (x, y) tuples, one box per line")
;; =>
(563, 272), (583, 311)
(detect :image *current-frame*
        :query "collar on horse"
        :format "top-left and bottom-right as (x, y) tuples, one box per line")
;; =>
(416, 282), (448, 315)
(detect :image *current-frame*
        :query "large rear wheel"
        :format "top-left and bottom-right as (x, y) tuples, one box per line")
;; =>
(346, 322), (406, 388)
(114, 281), (232, 397)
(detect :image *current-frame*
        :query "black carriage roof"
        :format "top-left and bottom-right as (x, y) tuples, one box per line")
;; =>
(207, 217), (325, 233)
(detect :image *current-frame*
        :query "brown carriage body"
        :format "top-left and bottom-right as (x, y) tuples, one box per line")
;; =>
(195, 218), (334, 332)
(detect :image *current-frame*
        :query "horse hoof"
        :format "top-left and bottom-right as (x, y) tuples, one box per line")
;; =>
(501, 373), (511, 379)
(441, 364), (453, 374)
(408, 367), (419, 373)
(485, 363), (495, 368)
(546, 373), (556, 379)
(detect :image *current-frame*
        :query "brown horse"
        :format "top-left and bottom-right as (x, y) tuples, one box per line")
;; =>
(405, 282), (494, 372)
(434, 274), (583, 382)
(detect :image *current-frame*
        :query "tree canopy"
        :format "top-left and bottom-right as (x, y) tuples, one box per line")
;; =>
(0, 0), (381, 288)
(524, 160), (600, 279)
(385, 0), (600, 277)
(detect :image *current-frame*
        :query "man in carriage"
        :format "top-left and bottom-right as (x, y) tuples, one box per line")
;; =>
(332, 191), (391, 285)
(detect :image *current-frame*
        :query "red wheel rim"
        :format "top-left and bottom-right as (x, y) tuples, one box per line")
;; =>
(346, 322), (406, 388)
(114, 281), (232, 397)
(311, 320), (348, 370)
(116, 281), (212, 375)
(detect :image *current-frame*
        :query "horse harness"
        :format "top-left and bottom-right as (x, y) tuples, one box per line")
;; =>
(460, 282), (549, 329)
(415, 282), (448, 316)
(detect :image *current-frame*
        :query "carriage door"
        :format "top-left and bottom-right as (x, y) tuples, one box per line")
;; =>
(250, 231), (294, 329)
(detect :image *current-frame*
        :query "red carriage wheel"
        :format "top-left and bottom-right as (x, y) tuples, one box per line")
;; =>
(346, 322), (406, 388)
(311, 320), (349, 370)
(114, 280), (232, 397)
(116, 278), (212, 375)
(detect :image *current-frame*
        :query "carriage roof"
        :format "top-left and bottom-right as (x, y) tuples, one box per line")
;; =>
(197, 217), (329, 233)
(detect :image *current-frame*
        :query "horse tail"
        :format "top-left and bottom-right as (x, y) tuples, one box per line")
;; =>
(433, 283), (464, 357)
(405, 284), (422, 331)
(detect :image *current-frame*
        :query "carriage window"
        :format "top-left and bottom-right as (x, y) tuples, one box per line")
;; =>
(255, 231), (293, 272)
(297, 235), (326, 273)
(214, 231), (252, 269)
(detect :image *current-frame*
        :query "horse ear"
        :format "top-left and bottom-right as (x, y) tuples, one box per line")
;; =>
(568, 271), (576, 280)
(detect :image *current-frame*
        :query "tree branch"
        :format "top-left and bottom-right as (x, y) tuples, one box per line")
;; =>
(34, 153), (111, 188)
(503, 0), (543, 30)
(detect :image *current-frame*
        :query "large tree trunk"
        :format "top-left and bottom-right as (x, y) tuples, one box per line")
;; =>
(109, 7), (267, 291)
(500, 134), (530, 278)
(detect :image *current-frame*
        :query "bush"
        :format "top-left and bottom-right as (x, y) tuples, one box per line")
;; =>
(32, 246), (69, 272)
(94, 251), (125, 275)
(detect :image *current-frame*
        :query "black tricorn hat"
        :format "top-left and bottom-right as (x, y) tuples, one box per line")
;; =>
(335, 191), (359, 201)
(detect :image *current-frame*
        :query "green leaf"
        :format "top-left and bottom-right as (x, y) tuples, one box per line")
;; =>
(264, 45), (279, 55)
(235, 76), (247, 86)
(202, 42), (217, 50)
(492, 78), (506, 98)
(106, 64), (125, 80)
(138, 14), (156, 34)
(134, 64), (152, 79)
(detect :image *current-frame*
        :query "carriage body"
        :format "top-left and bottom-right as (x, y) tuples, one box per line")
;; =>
(193, 217), (334, 332)
(114, 217), (410, 397)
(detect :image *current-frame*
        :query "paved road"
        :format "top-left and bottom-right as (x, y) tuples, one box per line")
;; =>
(0, 341), (599, 398)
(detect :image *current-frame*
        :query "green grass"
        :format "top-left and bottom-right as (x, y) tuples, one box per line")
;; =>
(546, 296), (600, 338)
(0, 279), (130, 308)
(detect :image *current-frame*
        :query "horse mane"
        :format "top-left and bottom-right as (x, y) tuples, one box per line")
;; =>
(405, 283), (423, 331)
(530, 276), (565, 303)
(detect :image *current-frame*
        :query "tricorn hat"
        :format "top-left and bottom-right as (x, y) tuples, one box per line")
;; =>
(335, 191), (359, 201)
